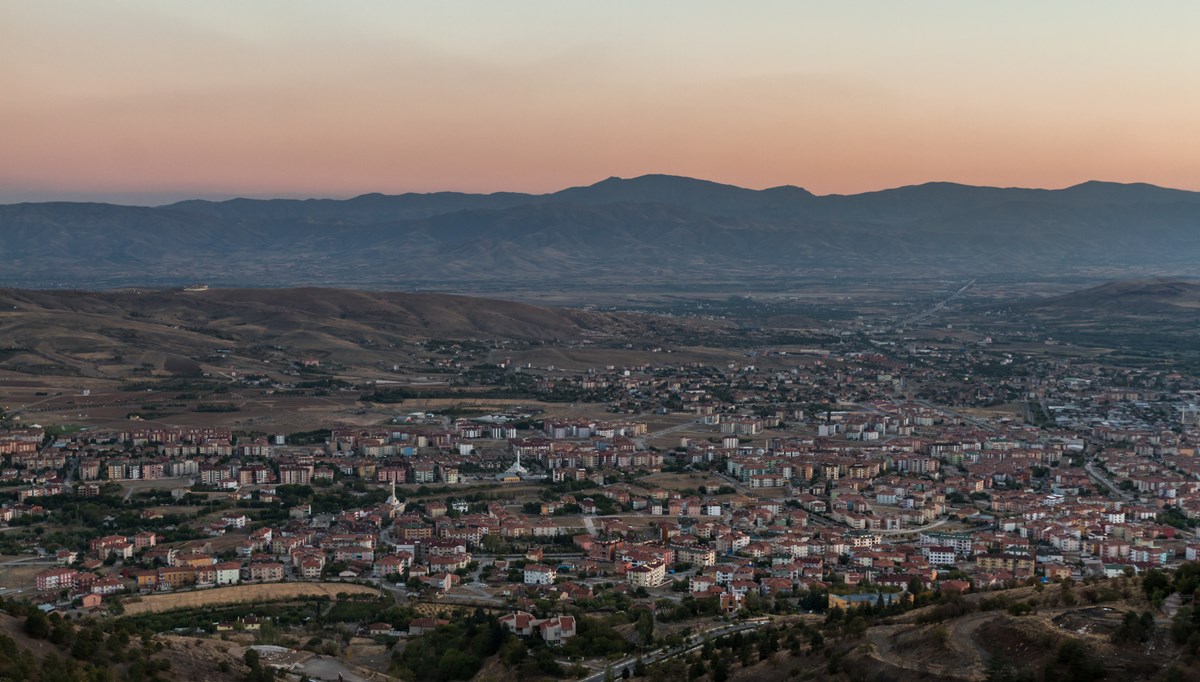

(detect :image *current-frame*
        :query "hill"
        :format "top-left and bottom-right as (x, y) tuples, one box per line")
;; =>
(0, 608), (243, 681)
(0, 287), (684, 380)
(1027, 278), (1200, 315)
(3, 176), (1200, 289)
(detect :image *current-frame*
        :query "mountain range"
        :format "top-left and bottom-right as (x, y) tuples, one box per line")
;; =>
(3, 175), (1200, 290)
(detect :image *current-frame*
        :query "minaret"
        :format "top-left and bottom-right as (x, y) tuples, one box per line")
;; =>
(386, 479), (401, 512)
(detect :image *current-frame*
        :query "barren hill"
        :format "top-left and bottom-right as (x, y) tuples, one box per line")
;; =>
(1027, 278), (1200, 315)
(0, 287), (669, 379)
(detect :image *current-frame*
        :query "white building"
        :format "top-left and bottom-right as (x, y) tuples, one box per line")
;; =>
(524, 564), (557, 585)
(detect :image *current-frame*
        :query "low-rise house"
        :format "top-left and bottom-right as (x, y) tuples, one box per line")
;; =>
(409, 617), (449, 637)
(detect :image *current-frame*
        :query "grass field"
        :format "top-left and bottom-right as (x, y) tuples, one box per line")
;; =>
(121, 582), (380, 615)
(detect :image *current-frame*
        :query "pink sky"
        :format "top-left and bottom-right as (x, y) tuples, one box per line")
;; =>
(3, 1), (1199, 203)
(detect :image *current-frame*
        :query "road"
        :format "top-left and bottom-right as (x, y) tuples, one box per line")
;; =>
(892, 279), (976, 330)
(1084, 461), (1132, 501)
(579, 619), (770, 682)
(877, 517), (949, 536)
(911, 399), (996, 432)
(293, 655), (376, 682)
(635, 419), (703, 450)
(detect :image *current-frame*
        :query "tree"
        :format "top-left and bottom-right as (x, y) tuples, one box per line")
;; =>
(24, 611), (50, 639)
(243, 647), (274, 682)
(1045, 638), (1105, 682)
(636, 612), (655, 643)
(711, 657), (730, 682)
(845, 616), (868, 639)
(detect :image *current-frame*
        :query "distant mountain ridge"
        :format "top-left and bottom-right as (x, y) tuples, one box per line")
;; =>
(3, 175), (1200, 289)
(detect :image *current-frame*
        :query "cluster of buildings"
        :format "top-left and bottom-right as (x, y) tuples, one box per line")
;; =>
(5, 333), (1200, 635)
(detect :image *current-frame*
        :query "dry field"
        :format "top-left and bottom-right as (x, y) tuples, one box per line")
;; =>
(121, 581), (380, 615)
(959, 403), (1025, 420)
(636, 471), (726, 492)
(0, 558), (55, 592)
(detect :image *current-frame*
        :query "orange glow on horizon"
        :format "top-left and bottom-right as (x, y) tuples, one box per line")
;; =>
(3, 1), (1199, 203)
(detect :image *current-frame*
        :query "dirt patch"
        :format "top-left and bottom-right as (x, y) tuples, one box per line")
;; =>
(1050, 606), (1126, 638)
(157, 635), (245, 681)
(121, 582), (380, 615)
(974, 614), (1059, 665)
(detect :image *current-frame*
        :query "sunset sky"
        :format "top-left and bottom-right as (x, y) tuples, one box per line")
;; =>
(3, 1), (1199, 204)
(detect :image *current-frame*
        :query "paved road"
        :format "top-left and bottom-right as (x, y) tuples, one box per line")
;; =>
(1084, 462), (1132, 500)
(877, 518), (949, 536)
(911, 399), (996, 432)
(893, 279), (976, 330)
(579, 619), (770, 682)
(293, 655), (374, 682)
(635, 419), (704, 449)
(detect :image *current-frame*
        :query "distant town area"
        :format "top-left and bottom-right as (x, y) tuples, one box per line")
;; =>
(0, 283), (1198, 681)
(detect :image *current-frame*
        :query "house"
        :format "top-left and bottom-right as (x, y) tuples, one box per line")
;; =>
(298, 557), (324, 579)
(366, 622), (397, 638)
(214, 561), (242, 585)
(90, 576), (124, 595)
(626, 561), (666, 588)
(157, 566), (196, 590)
(923, 546), (957, 566)
(538, 616), (577, 645)
(374, 553), (413, 578)
(220, 514), (249, 529)
(249, 563), (285, 582)
(35, 568), (78, 591)
(133, 570), (158, 591)
(408, 617), (450, 637)
(420, 572), (460, 592)
(524, 564), (557, 585)
(500, 611), (537, 638)
(80, 593), (102, 609)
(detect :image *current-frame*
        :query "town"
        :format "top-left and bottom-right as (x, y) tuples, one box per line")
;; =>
(1, 318), (1199, 682)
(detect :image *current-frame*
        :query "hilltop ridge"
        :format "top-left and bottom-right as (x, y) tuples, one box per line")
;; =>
(3, 175), (1200, 289)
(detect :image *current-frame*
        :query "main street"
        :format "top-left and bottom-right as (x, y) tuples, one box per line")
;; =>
(1084, 460), (1133, 501)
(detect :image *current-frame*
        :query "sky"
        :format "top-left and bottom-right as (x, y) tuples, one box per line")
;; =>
(2, 1), (1199, 204)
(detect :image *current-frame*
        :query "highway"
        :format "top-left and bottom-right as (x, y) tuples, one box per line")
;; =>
(893, 279), (976, 330)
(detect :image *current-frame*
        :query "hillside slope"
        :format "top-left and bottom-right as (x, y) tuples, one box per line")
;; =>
(0, 287), (672, 379)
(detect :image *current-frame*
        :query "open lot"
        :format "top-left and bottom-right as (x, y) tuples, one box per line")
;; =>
(121, 582), (380, 615)
(0, 556), (56, 593)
